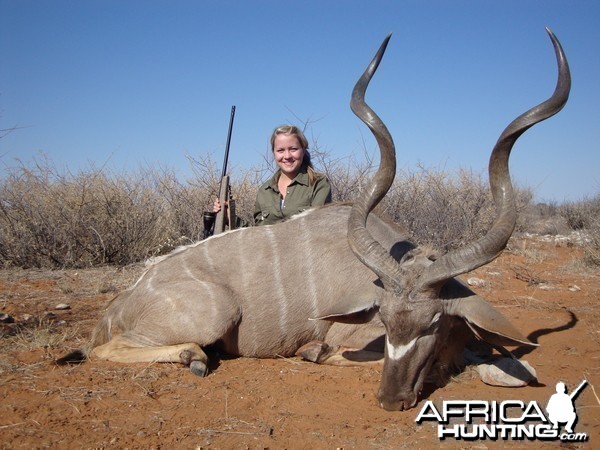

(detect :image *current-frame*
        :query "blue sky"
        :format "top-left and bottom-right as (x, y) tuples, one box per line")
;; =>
(1, 0), (598, 202)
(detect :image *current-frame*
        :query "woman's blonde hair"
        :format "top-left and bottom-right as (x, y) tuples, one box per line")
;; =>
(270, 125), (320, 185)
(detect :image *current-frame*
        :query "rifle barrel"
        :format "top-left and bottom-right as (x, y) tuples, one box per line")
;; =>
(221, 105), (236, 179)
(570, 379), (588, 400)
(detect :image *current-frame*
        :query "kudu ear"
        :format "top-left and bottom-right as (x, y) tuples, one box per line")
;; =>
(457, 297), (538, 347)
(441, 279), (537, 347)
(311, 300), (379, 325)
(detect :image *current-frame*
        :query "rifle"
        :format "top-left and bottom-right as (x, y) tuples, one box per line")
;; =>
(569, 379), (588, 400)
(203, 106), (237, 239)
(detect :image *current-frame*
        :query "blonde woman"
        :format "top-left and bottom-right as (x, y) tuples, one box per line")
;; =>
(215, 125), (331, 226)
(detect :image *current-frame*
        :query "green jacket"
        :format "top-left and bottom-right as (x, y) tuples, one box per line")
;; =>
(253, 169), (332, 226)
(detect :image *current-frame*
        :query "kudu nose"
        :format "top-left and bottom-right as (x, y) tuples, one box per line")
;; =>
(378, 391), (418, 411)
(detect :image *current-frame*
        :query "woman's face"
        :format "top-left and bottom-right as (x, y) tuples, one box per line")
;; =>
(273, 134), (305, 178)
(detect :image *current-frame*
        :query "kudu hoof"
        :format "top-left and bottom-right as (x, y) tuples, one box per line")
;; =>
(296, 341), (333, 363)
(190, 360), (209, 377)
(180, 350), (208, 377)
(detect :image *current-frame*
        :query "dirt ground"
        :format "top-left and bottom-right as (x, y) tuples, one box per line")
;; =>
(1, 234), (599, 449)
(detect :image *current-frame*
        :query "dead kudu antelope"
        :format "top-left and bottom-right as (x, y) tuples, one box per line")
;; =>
(58, 30), (570, 411)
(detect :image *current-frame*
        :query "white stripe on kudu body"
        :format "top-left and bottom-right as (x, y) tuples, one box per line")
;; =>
(265, 227), (288, 334)
(300, 222), (319, 318)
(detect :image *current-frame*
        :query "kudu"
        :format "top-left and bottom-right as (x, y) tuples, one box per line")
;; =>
(58, 29), (570, 411)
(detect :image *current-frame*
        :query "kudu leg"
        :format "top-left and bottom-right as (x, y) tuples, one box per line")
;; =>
(297, 320), (385, 366)
(296, 341), (383, 366)
(91, 335), (210, 376)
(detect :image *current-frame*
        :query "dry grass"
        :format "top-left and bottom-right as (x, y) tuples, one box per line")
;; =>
(8, 324), (81, 352)
(508, 245), (550, 265)
(0, 265), (149, 382)
(505, 294), (560, 311)
(558, 196), (600, 269)
(562, 256), (600, 277)
(511, 265), (548, 286)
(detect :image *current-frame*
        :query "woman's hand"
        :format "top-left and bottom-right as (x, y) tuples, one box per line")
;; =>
(213, 198), (223, 213)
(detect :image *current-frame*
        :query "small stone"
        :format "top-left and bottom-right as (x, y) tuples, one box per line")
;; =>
(477, 358), (537, 387)
(568, 285), (581, 292)
(467, 277), (486, 287)
(55, 303), (71, 310)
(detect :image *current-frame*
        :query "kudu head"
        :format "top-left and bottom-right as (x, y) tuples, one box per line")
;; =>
(325, 30), (570, 411)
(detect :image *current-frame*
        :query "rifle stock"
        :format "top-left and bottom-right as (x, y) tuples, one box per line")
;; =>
(214, 175), (236, 234)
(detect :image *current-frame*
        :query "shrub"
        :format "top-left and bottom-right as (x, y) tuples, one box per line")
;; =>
(0, 150), (540, 269)
(0, 154), (268, 268)
(559, 195), (600, 267)
(0, 157), (171, 267)
(559, 195), (600, 231)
